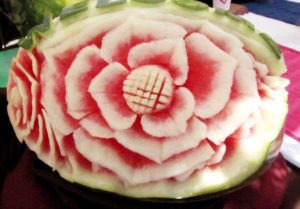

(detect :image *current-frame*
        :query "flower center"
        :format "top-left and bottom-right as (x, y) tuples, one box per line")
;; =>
(123, 65), (173, 114)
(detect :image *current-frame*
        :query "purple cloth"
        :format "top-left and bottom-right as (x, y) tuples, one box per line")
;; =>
(281, 45), (300, 142)
(1, 149), (288, 209)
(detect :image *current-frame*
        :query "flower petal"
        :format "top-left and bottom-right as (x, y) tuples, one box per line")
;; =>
(141, 87), (195, 137)
(89, 62), (137, 130)
(127, 38), (188, 85)
(80, 112), (114, 139)
(184, 33), (236, 119)
(65, 45), (107, 119)
(100, 16), (187, 66)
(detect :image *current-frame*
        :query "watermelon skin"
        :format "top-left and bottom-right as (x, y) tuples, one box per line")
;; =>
(7, 0), (289, 199)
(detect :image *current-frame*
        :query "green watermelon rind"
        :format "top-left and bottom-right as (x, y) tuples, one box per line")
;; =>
(60, 0), (89, 20)
(96, 0), (127, 8)
(18, 17), (51, 50)
(172, 0), (209, 10)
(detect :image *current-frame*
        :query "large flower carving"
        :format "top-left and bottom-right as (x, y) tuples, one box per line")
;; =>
(8, 13), (285, 186)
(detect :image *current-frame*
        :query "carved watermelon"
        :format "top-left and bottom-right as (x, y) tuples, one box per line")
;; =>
(7, 0), (289, 199)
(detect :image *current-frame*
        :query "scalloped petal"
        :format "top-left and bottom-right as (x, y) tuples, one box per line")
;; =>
(89, 62), (136, 130)
(141, 87), (195, 137)
(184, 33), (236, 119)
(127, 38), (188, 85)
(100, 16), (187, 66)
(65, 45), (107, 119)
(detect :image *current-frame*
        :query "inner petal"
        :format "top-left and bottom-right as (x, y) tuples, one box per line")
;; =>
(141, 87), (195, 137)
(89, 62), (137, 130)
(127, 38), (188, 85)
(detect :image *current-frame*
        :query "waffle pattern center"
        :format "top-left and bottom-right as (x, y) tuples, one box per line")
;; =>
(123, 66), (173, 114)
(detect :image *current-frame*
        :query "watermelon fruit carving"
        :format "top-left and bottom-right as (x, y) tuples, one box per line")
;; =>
(7, 0), (289, 198)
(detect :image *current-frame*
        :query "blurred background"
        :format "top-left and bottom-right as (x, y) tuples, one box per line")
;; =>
(0, 0), (81, 50)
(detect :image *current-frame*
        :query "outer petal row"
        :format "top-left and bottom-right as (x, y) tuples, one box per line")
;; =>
(73, 128), (215, 185)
